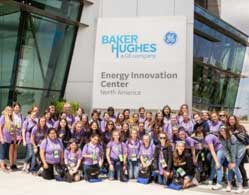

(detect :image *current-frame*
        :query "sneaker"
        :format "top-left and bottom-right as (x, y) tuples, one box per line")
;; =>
(226, 186), (232, 192)
(212, 183), (223, 190)
(203, 180), (213, 185)
(235, 188), (244, 194)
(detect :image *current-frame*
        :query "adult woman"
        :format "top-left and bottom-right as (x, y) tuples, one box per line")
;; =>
(219, 111), (228, 124)
(208, 112), (223, 133)
(204, 132), (225, 190)
(139, 134), (155, 172)
(64, 139), (82, 182)
(153, 132), (173, 185)
(56, 118), (72, 148)
(218, 126), (245, 193)
(123, 109), (130, 122)
(201, 110), (210, 122)
(120, 122), (130, 143)
(63, 103), (74, 128)
(103, 120), (115, 145)
(177, 104), (189, 124)
(178, 128), (198, 165)
(180, 112), (194, 135)
(31, 117), (48, 173)
(115, 113), (125, 130)
(0, 106), (14, 171)
(137, 122), (146, 140)
(126, 129), (140, 179)
(100, 112), (110, 133)
(40, 128), (64, 180)
(162, 105), (171, 124)
(82, 134), (103, 181)
(107, 107), (116, 122)
(226, 115), (248, 187)
(72, 121), (85, 149)
(22, 111), (37, 172)
(144, 112), (153, 134)
(129, 113), (139, 128)
(193, 113), (210, 133)
(173, 141), (196, 189)
(138, 107), (146, 122)
(74, 107), (84, 122)
(44, 111), (54, 129)
(10, 102), (23, 170)
(106, 130), (127, 181)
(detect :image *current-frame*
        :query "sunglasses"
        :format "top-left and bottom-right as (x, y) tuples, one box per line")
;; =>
(159, 137), (166, 140)
(219, 115), (225, 117)
(108, 123), (114, 125)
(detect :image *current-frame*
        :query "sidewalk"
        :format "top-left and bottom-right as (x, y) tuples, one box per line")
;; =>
(0, 166), (248, 195)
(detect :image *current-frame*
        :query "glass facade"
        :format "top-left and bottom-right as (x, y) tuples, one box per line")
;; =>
(0, 0), (83, 113)
(193, 5), (248, 113)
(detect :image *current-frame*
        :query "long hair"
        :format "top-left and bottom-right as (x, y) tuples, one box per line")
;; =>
(218, 126), (231, 140)
(226, 115), (245, 133)
(178, 104), (189, 116)
(158, 132), (171, 147)
(2, 106), (13, 130)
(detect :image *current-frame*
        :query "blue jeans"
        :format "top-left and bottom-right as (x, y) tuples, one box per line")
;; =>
(227, 151), (245, 185)
(83, 164), (93, 180)
(128, 160), (139, 179)
(0, 143), (10, 161)
(25, 144), (35, 168)
(157, 174), (167, 185)
(209, 150), (226, 184)
(108, 159), (122, 180)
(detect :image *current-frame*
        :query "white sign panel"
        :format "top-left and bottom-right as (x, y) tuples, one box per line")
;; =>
(92, 17), (187, 110)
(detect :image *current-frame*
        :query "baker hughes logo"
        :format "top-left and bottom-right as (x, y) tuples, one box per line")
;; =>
(164, 31), (177, 45)
(101, 34), (157, 59)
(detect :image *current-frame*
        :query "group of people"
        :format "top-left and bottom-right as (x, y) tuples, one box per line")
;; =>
(0, 103), (248, 192)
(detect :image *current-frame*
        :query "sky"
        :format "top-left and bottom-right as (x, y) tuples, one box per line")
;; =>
(220, 0), (249, 35)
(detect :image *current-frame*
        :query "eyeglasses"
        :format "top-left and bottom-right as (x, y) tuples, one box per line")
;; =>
(108, 124), (114, 126)
(159, 137), (166, 140)
(219, 115), (225, 117)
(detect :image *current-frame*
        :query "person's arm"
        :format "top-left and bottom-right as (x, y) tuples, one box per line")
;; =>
(40, 149), (48, 169)
(0, 117), (5, 144)
(106, 145), (114, 171)
(122, 143), (128, 166)
(208, 144), (220, 168)
(22, 120), (27, 146)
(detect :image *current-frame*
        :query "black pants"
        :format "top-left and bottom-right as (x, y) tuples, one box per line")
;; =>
(239, 155), (248, 187)
(42, 163), (55, 180)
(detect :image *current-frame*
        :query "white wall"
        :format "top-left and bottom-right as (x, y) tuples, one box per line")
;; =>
(65, 0), (194, 114)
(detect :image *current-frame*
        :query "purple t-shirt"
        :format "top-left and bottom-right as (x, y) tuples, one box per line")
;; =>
(64, 149), (82, 166)
(0, 115), (12, 143)
(66, 115), (74, 126)
(163, 123), (173, 142)
(40, 138), (63, 164)
(107, 141), (127, 160)
(82, 143), (102, 165)
(205, 134), (222, 152)
(46, 120), (54, 129)
(138, 143), (155, 163)
(184, 136), (198, 149)
(31, 126), (48, 145)
(208, 121), (223, 133)
(100, 120), (107, 133)
(126, 139), (140, 160)
(22, 118), (37, 144)
(72, 129), (85, 144)
(180, 120), (194, 135)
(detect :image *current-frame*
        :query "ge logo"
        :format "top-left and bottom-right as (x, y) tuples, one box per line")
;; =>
(164, 32), (177, 45)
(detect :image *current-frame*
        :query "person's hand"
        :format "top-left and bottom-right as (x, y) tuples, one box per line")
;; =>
(229, 162), (236, 169)
(215, 162), (221, 169)
(109, 164), (114, 171)
(193, 158), (197, 165)
(33, 147), (38, 154)
(0, 137), (5, 144)
(163, 171), (170, 177)
(43, 163), (48, 169)
(23, 141), (26, 147)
